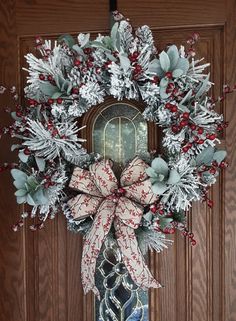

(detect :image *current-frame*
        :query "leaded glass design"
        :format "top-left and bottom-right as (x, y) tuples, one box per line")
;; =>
(92, 103), (148, 166)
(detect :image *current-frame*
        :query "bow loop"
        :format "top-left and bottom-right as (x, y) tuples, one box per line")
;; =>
(120, 157), (149, 187)
(90, 159), (118, 196)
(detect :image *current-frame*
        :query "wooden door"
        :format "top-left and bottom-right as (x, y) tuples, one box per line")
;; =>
(0, 1), (235, 321)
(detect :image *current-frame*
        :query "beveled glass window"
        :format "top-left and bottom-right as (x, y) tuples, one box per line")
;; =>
(92, 103), (148, 166)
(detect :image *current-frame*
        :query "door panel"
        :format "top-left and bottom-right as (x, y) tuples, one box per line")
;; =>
(0, 1), (235, 321)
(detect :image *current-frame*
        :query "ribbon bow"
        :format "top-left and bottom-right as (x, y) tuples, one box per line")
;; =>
(68, 157), (161, 298)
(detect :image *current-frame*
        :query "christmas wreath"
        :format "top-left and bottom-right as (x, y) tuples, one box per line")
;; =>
(1, 12), (231, 297)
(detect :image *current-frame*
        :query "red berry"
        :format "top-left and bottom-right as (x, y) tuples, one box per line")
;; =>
(29, 99), (35, 106)
(191, 239), (197, 246)
(198, 127), (204, 134)
(159, 209), (164, 215)
(87, 61), (93, 68)
(182, 146), (189, 153)
(212, 160), (218, 167)
(220, 161), (228, 168)
(171, 125), (179, 133)
(57, 98), (63, 104)
(163, 227), (175, 234)
(165, 103), (172, 109)
(209, 167), (216, 174)
(171, 105), (178, 113)
(150, 205), (157, 213)
(166, 83), (175, 93)
(134, 64), (142, 73)
(23, 148), (31, 155)
(48, 98), (54, 105)
(165, 72), (172, 79)
(190, 124), (197, 130)
(182, 112), (190, 119)
(118, 187), (126, 195)
(132, 51), (139, 59)
(95, 67), (101, 74)
(180, 119), (188, 127)
(47, 75), (53, 81)
(83, 47), (92, 55)
(194, 136), (199, 142)
(197, 139), (205, 144)
(152, 76), (159, 84)
(39, 74), (45, 80)
(72, 87), (79, 95)
(207, 199), (214, 208)
(208, 133), (216, 140)
(16, 111), (22, 117)
(52, 129), (58, 136)
(88, 56), (94, 62)
(74, 59), (81, 67)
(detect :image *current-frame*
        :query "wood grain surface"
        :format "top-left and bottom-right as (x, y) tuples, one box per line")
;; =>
(0, 1), (235, 321)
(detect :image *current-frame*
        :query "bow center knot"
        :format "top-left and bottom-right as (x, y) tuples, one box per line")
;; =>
(108, 187), (127, 203)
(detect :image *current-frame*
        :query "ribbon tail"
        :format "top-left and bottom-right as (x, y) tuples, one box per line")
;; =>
(81, 199), (116, 299)
(115, 219), (162, 290)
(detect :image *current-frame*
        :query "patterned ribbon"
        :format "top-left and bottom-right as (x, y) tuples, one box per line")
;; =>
(68, 157), (161, 298)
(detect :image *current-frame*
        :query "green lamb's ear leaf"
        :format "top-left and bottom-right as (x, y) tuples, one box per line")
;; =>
(111, 22), (119, 42)
(72, 44), (85, 55)
(105, 52), (117, 62)
(15, 189), (27, 197)
(58, 34), (75, 48)
(172, 68), (183, 78)
(11, 112), (22, 121)
(119, 54), (131, 72)
(146, 167), (158, 178)
(152, 181), (168, 195)
(16, 196), (26, 204)
(143, 211), (153, 222)
(174, 57), (189, 74)
(160, 86), (171, 99)
(26, 194), (36, 206)
(18, 151), (29, 163)
(160, 77), (169, 88)
(78, 33), (90, 47)
(33, 188), (49, 205)
(13, 179), (25, 189)
(159, 217), (173, 230)
(167, 169), (181, 185)
(11, 169), (27, 181)
(35, 157), (46, 172)
(148, 59), (163, 76)
(51, 92), (63, 99)
(11, 144), (21, 152)
(196, 146), (215, 166)
(159, 51), (170, 72)
(151, 157), (169, 176)
(213, 150), (227, 164)
(167, 45), (179, 70)
(39, 82), (59, 97)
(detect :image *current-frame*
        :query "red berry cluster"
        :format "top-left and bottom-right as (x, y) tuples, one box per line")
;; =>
(182, 228), (197, 246)
(43, 174), (55, 189)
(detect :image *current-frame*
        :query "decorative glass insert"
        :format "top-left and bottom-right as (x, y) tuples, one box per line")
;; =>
(92, 103), (149, 321)
(93, 103), (148, 166)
